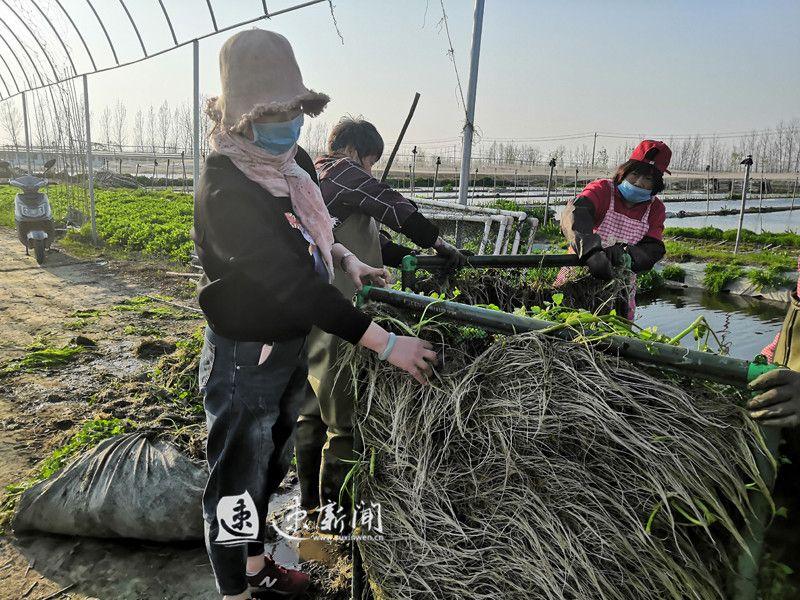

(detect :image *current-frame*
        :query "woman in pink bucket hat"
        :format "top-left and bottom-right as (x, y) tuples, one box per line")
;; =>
(193, 29), (438, 599)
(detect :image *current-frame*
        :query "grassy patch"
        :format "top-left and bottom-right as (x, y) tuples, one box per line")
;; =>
(747, 266), (794, 291)
(1, 343), (85, 375)
(661, 264), (686, 282)
(703, 263), (746, 294)
(64, 308), (102, 331)
(666, 226), (800, 249)
(123, 324), (166, 336)
(664, 240), (795, 270)
(1, 185), (194, 263)
(112, 295), (194, 320)
(637, 269), (664, 294)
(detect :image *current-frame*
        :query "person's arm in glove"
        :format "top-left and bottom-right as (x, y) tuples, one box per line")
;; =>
(625, 237), (666, 273)
(433, 237), (468, 269)
(747, 368), (800, 428)
(561, 197), (603, 260)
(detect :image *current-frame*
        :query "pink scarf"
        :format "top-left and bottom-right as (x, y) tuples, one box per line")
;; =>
(210, 130), (335, 282)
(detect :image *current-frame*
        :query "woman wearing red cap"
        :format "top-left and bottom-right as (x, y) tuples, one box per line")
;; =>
(557, 139), (671, 319)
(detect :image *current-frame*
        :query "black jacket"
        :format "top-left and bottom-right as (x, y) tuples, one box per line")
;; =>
(192, 148), (372, 345)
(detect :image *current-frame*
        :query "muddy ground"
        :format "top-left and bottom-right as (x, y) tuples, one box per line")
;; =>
(0, 230), (348, 600)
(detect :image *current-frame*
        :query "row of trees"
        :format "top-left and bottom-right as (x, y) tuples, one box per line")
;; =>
(1, 93), (798, 175)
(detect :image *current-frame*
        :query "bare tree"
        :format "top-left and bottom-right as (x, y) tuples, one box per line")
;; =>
(158, 100), (171, 152)
(146, 105), (156, 153)
(132, 109), (144, 151)
(100, 105), (112, 150)
(0, 101), (22, 166)
(113, 100), (127, 151)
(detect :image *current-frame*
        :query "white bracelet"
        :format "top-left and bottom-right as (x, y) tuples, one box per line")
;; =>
(378, 332), (397, 361)
(340, 251), (354, 273)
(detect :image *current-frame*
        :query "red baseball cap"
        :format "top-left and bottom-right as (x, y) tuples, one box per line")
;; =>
(629, 140), (672, 175)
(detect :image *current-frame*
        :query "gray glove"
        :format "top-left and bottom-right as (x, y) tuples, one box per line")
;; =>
(748, 368), (800, 428)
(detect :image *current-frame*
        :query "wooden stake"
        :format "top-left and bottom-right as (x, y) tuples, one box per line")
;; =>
(381, 92), (421, 183)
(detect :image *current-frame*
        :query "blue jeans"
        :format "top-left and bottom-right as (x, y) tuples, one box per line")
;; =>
(199, 327), (308, 595)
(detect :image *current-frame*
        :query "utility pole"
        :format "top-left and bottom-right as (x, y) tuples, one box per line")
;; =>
(457, 0), (485, 209)
(410, 145), (417, 197)
(791, 171), (798, 212)
(734, 155), (753, 254)
(432, 156), (441, 200)
(590, 132), (597, 170)
(705, 164), (711, 215)
(543, 158), (556, 228)
(574, 167), (579, 198)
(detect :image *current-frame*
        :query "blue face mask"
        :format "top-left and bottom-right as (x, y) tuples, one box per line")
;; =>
(251, 114), (304, 155)
(617, 179), (653, 204)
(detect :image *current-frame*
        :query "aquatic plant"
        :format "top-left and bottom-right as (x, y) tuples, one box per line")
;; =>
(343, 304), (771, 600)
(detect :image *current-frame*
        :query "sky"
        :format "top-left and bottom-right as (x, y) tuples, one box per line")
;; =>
(2, 0), (799, 155)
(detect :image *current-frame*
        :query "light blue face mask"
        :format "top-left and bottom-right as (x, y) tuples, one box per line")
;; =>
(251, 114), (304, 155)
(617, 179), (653, 204)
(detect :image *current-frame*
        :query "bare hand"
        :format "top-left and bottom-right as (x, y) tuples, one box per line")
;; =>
(747, 368), (800, 428)
(387, 336), (438, 384)
(343, 255), (388, 289)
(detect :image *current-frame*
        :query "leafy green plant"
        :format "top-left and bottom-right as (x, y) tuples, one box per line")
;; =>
(637, 269), (665, 294)
(38, 418), (129, 479)
(703, 263), (746, 294)
(1, 344), (85, 375)
(661, 264), (686, 282)
(747, 266), (793, 291)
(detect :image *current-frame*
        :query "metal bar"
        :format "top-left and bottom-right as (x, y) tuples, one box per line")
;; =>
(31, 0), (77, 75)
(83, 75), (97, 244)
(0, 28), (36, 89)
(734, 155), (753, 254)
(262, 0), (269, 14)
(381, 92), (420, 183)
(205, 0), (219, 31)
(457, 0), (485, 208)
(0, 0), (330, 98)
(118, 0), (148, 56)
(0, 53), (16, 96)
(478, 219), (491, 255)
(358, 287), (756, 386)
(21, 91), (30, 171)
(192, 39), (200, 202)
(54, 0), (97, 71)
(411, 253), (581, 270)
(85, 0), (119, 65)
(0, 0), (59, 82)
(157, 0), (179, 46)
(493, 216), (508, 255)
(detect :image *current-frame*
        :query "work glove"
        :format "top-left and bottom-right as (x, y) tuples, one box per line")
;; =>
(604, 243), (627, 268)
(747, 368), (800, 428)
(585, 249), (613, 281)
(571, 231), (603, 260)
(434, 237), (468, 270)
(624, 243), (652, 273)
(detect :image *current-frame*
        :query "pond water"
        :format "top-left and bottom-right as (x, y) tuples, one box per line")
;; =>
(553, 197), (800, 232)
(636, 288), (786, 360)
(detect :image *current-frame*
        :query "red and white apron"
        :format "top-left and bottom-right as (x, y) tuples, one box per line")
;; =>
(554, 179), (652, 320)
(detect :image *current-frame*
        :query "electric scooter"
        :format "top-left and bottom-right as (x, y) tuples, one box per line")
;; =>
(10, 158), (57, 265)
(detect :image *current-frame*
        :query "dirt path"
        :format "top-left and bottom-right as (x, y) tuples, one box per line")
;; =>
(0, 231), (346, 600)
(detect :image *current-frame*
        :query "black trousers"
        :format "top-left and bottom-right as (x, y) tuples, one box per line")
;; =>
(200, 327), (308, 595)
